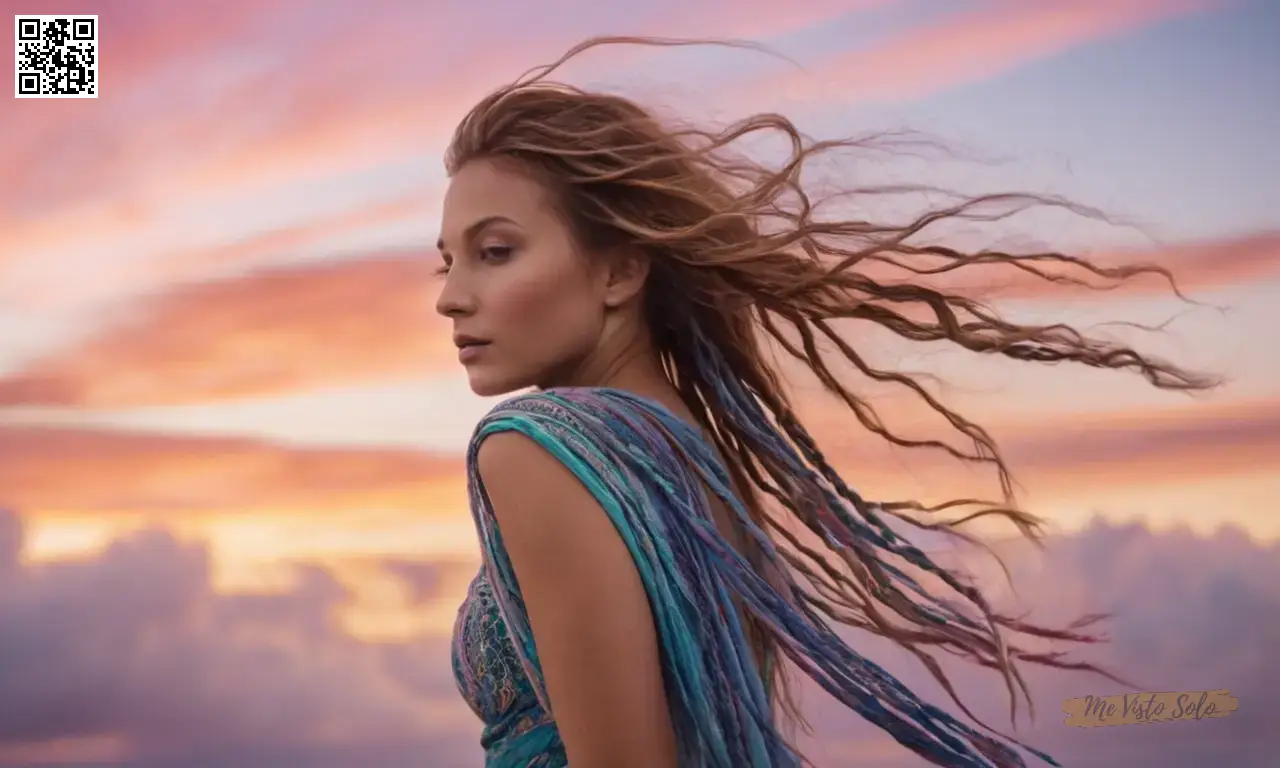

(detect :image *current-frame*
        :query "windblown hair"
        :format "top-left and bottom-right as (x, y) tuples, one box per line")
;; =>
(445, 36), (1217, 766)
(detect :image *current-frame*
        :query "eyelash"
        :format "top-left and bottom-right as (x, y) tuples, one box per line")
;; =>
(435, 244), (513, 276)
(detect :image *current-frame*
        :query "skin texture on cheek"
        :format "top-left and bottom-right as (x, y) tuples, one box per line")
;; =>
(437, 158), (608, 396)
(489, 249), (602, 392)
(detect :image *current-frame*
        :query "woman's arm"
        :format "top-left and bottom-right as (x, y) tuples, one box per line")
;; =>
(477, 431), (680, 768)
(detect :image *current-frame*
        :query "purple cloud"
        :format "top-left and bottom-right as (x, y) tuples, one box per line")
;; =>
(1, 507), (1276, 766)
(0, 507), (477, 766)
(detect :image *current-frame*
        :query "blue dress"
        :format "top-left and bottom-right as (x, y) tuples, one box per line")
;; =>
(449, 387), (1059, 768)
(452, 566), (563, 766)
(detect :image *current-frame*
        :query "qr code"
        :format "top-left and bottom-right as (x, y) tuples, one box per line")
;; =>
(15, 15), (98, 99)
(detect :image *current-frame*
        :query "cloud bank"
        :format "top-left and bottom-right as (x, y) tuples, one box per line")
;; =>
(0, 508), (1275, 766)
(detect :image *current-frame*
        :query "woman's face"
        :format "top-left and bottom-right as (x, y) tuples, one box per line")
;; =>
(435, 158), (610, 397)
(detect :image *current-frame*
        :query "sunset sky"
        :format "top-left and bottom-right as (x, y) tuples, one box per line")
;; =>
(2, 0), (1277, 765)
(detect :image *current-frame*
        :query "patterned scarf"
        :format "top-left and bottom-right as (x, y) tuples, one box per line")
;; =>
(465, 326), (1058, 767)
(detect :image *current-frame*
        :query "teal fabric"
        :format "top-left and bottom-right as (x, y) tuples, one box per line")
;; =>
(450, 386), (1057, 768)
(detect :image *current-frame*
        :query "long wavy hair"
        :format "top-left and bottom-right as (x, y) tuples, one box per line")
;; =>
(444, 36), (1217, 762)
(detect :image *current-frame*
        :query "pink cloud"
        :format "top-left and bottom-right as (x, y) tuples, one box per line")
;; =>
(153, 187), (437, 281)
(1, 0), (455, 269)
(1, 0), (297, 237)
(173, 0), (894, 197)
(5, 0), (292, 97)
(755, 0), (1218, 105)
(1, 185), (439, 319)
(627, 0), (893, 40)
(0, 0), (1224, 297)
(1, 0), (883, 266)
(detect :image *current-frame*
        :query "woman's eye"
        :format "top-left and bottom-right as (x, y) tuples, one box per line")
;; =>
(480, 244), (513, 261)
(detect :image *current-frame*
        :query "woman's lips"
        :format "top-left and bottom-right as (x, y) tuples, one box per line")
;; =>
(458, 341), (490, 363)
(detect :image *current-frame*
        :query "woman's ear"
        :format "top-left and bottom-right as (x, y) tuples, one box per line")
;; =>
(601, 248), (651, 309)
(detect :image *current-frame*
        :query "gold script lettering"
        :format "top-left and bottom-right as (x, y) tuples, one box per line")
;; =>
(1062, 689), (1238, 728)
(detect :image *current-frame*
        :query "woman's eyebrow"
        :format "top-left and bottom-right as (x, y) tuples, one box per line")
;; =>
(437, 215), (519, 251)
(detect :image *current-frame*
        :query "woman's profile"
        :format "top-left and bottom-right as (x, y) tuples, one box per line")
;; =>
(437, 37), (1214, 768)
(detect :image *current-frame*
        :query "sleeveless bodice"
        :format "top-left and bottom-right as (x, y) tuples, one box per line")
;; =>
(451, 566), (564, 766)
(447, 385), (1062, 768)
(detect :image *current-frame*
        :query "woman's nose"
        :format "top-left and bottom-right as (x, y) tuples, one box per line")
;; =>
(435, 272), (477, 318)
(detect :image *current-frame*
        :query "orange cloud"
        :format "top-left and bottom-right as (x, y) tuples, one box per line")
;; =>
(1003, 397), (1279, 473)
(0, 230), (1268, 410)
(756, 0), (1217, 105)
(0, 252), (450, 409)
(0, 423), (462, 516)
(817, 396), (1280, 501)
(2, 396), (1274, 526)
(773, 390), (1280, 541)
(916, 229), (1280, 301)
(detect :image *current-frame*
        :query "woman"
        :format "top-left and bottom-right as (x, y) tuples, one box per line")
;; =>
(439, 37), (1212, 768)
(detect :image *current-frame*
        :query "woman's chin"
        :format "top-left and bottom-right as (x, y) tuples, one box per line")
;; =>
(466, 370), (525, 398)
